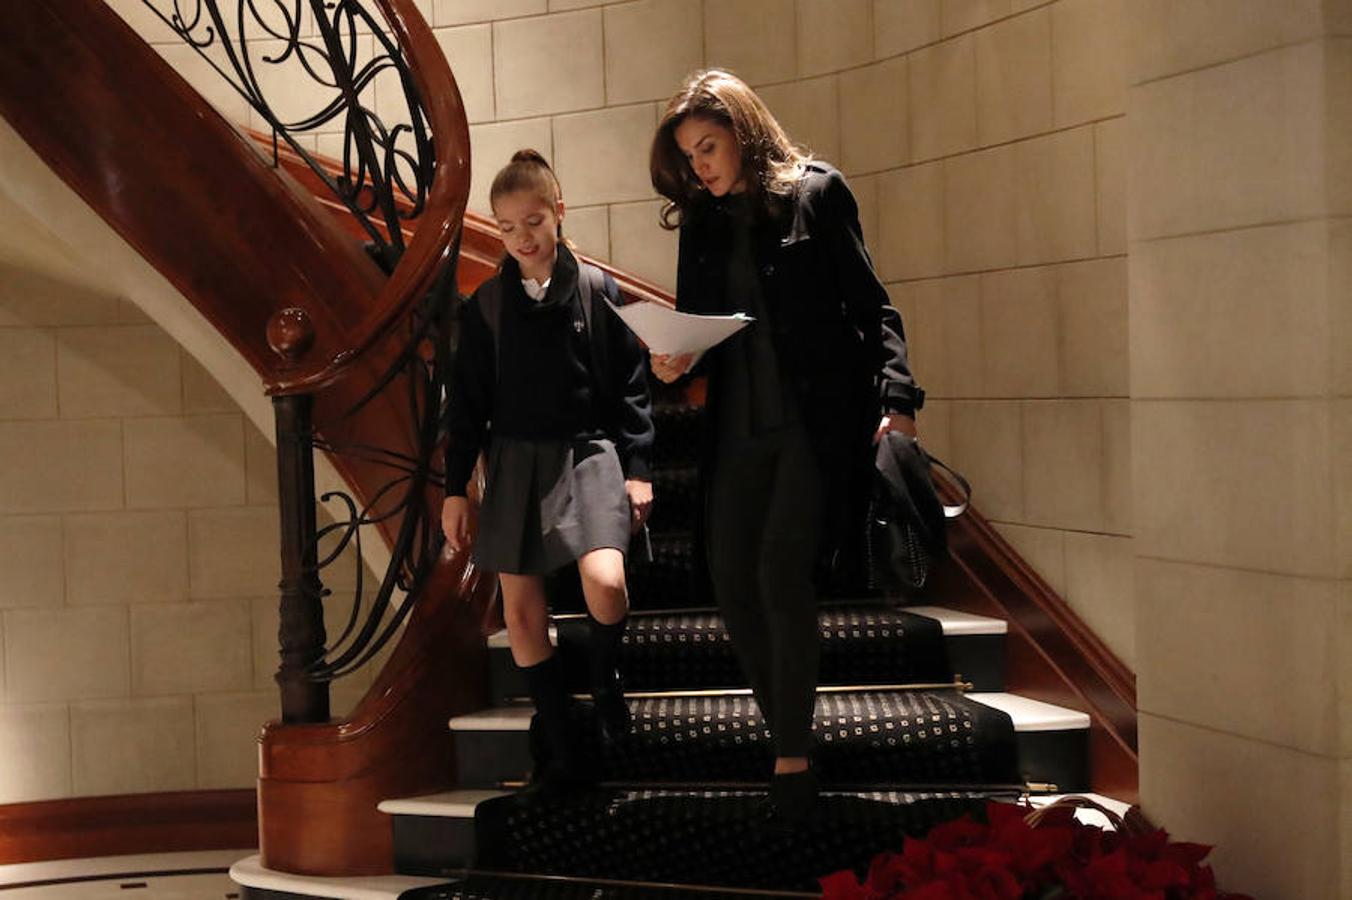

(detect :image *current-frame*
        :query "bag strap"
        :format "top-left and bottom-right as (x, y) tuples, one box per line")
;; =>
(475, 263), (606, 387)
(577, 262), (610, 405)
(475, 277), (504, 382)
(925, 451), (971, 519)
(578, 262), (601, 333)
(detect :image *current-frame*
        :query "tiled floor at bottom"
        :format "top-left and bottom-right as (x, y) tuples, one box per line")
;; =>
(0, 851), (247, 899)
(0, 872), (237, 899)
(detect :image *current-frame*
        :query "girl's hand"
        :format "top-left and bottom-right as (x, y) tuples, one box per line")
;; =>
(441, 496), (471, 553)
(650, 352), (695, 384)
(625, 479), (653, 533)
(873, 414), (917, 444)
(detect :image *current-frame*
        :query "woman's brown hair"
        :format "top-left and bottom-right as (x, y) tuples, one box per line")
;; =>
(650, 69), (809, 229)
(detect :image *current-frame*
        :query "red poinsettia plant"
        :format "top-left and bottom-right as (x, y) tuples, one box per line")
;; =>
(819, 800), (1254, 900)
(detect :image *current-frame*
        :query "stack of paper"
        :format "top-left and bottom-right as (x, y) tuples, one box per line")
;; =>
(606, 300), (753, 356)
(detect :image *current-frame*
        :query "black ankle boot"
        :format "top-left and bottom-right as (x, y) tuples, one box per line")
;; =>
(763, 766), (819, 824)
(588, 615), (631, 745)
(521, 654), (587, 794)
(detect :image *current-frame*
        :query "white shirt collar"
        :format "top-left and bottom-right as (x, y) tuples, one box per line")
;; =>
(521, 276), (551, 301)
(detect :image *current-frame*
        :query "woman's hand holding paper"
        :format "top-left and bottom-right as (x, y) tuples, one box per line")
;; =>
(650, 352), (695, 384)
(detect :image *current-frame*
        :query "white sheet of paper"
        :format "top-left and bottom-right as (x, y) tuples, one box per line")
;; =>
(606, 299), (753, 355)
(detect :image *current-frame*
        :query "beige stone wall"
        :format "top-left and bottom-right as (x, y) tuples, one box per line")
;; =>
(112, 0), (1138, 668)
(827, 0), (1133, 667)
(1126, 3), (1352, 897)
(0, 207), (373, 802)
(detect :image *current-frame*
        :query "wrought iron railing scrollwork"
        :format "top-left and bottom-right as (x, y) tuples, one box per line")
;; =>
(301, 248), (462, 683)
(139, 0), (471, 721)
(267, 238), (463, 723)
(140, 0), (433, 262)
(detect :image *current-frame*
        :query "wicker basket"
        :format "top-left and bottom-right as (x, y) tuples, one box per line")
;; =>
(1024, 794), (1155, 837)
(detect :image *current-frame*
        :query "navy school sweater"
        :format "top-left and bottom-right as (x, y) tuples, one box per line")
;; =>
(444, 244), (655, 497)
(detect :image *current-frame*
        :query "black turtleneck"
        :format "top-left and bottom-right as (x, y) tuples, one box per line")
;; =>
(716, 192), (798, 438)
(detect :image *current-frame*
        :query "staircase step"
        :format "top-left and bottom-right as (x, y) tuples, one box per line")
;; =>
(385, 787), (1019, 891)
(407, 874), (816, 898)
(968, 693), (1091, 791)
(450, 690), (1086, 792)
(378, 790), (503, 874)
(233, 863), (808, 900)
(487, 604), (1007, 702)
(230, 853), (452, 899)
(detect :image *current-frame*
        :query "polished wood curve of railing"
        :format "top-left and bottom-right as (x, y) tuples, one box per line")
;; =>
(265, 0), (470, 396)
(0, 0), (470, 394)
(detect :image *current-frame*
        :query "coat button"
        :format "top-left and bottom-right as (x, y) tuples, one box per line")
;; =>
(762, 263), (775, 277)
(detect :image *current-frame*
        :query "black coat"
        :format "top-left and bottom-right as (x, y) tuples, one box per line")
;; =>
(676, 162), (923, 582)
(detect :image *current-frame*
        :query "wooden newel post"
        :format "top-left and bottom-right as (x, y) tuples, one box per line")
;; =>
(267, 308), (329, 724)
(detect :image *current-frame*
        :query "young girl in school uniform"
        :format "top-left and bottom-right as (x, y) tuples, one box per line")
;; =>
(442, 149), (655, 790)
(648, 70), (922, 820)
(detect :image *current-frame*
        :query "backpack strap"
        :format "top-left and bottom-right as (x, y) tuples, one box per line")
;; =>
(578, 262), (603, 333)
(474, 277), (504, 382)
(474, 263), (606, 386)
(576, 261), (609, 405)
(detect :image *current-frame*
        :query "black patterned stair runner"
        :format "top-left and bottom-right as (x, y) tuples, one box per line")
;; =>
(649, 402), (705, 469)
(472, 789), (1015, 893)
(545, 689), (1020, 786)
(646, 466), (699, 533)
(625, 402), (701, 613)
(549, 605), (952, 692)
(624, 533), (698, 610)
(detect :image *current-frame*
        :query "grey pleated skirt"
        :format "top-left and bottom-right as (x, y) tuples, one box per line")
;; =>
(473, 436), (631, 575)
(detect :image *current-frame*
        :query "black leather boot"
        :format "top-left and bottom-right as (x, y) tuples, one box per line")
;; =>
(588, 615), (631, 745)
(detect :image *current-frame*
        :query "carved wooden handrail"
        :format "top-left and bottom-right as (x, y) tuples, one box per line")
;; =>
(264, 0), (471, 395)
(932, 477), (1139, 802)
(0, 0), (471, 398)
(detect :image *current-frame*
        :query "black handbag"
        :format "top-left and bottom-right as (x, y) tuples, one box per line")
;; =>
(865, 432), (971, 594)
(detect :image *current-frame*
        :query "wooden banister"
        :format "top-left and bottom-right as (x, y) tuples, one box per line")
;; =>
(265, 0), (471, 395)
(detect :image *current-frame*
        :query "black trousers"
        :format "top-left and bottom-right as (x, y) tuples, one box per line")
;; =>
(706, 424), (823, 758)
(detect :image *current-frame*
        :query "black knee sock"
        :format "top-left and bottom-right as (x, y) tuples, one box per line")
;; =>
(588, 615), (627, 692)
(522, 653), (572, 763)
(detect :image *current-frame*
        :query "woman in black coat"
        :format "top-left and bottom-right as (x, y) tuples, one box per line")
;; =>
(648, 69), (923, 819)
